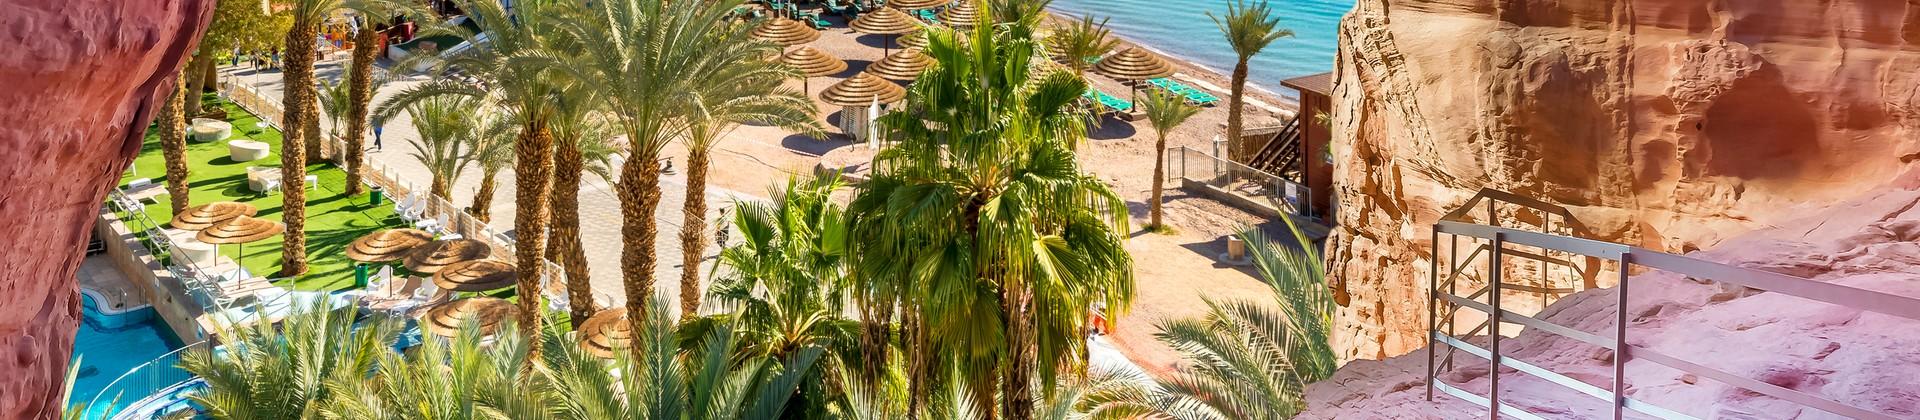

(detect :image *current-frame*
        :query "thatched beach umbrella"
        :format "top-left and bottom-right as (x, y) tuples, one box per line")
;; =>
(851, 7), (920, 55)
(432, 259), (516, 292)
(821, 72), (907, 142)
(422, 297), (517, 338)
(937, 1), (980, 28)
(868, 48), (933, 82)
(346, 228), (434, 263)
(1093, 48), (1176, 106)
(404, 238), (492, 274)
(888, 0), (946, 10)
(195, 215), (284, 268)
(782, 46), (848, 95)
(576, 308), (632, 359)
(898, 31), (929, 50)
(752, 17), (820, 47)
(171, 202), (258, 230)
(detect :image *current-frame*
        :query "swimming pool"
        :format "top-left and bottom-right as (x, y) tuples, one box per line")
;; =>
(70, 291), (185, 419)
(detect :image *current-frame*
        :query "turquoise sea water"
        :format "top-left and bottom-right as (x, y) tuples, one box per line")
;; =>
(1048, 0), (1354, 101)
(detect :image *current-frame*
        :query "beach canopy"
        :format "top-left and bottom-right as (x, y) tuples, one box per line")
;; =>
(887, 0), (947, 10)
(171, 202), (258, 230)
(422, 297), (517, 338)
(346, 228), (434, 263)
(868, 48), (934, 82)
(404, 238), (493, 274)
(782, 46), (848, 77)
(752, 17), (820, 46)
(898, 31), (929, 49)
(820, 72), (907, 107)
(938, 1), (981, 27)
(851, 7), (921, 35)
(577, 308), (632, 359)
(195, 216), (284, 244)
(432, 259), (516, 292)
(1093, 47), (1176, 81)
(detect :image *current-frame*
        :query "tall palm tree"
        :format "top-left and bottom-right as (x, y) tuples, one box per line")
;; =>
(465, 114), (516, 223)
(277, 0), (334, 276)
(403, 97), (475, 200)
(376, 0), (580, 362)
(178, 299), (401, 419)
(849, 10), (1135, 418)
(1210, 0), (1291, 162)
(1140, 89), (1202, 232)
(547, 96), (617, 328)
(1047, 15), (1118, 77)
(674, 42), (822, 318)
(161, 72), (192, 215)
(342, 4), (429, 196)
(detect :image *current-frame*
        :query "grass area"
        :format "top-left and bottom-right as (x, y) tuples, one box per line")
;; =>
(117, 94), (404, 292)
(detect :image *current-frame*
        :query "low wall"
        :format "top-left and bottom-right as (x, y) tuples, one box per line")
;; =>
(93, 208), (210, 343)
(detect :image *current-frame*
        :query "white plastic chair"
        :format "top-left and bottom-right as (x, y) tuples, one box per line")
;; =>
(305, 174), (319, 192)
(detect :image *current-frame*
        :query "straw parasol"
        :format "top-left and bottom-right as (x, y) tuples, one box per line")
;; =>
(404, 238), (492, 274)
(888, 0), (946, 10)
(752, 17), (820, 46)
(1093, 48), (1177, 105)
(432, 259), (516, 292)
(346, 228), (434, 263)
(820, 72), (907, 107)
(195, 215), (284, 268)
(171, 202), (258, 230)
(898, 31), (929, 49)
(868, 48), (934, 82)
(576, 308), (632, 359)
(850, 7), (920, 55)
(782, 46), (848, 95)
(937, 1), (980, 28)
(421, 297), (517, 338)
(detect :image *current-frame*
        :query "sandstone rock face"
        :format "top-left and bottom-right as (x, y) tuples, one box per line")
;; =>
(1301, 182), (1920, 419)
(1325, 0), (1920, 360)
(0, 1), (213, 417)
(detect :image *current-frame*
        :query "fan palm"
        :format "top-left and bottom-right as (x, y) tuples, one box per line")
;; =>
(375, 0), (582, 361)
(465, 113), (517, 223)
(1209, 0), (1292, 162)
(848, 8), (1135, 417)
(1139, 89), (1203, 232)
(1047, 15), (1118, 77)
(403, 97), (475, 200)
(161, 72), (192, 215)
(178, 299), (401, 419)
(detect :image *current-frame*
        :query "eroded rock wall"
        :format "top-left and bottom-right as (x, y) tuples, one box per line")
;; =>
(0, 1), (214, 417)
(1326, 0), (1920, 360)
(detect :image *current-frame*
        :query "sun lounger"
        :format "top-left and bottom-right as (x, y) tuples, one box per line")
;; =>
(1147, 78), (1220, 106)
(1083, 89), (1133, 113)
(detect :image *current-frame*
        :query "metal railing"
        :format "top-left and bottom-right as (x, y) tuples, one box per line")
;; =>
(1165, 145), (1314, 219)
(84, 341), (209, 417)
(1426, 188), (1920, 420)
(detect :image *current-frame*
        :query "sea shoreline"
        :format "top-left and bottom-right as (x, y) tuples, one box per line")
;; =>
(1044, 7), (1312, 116)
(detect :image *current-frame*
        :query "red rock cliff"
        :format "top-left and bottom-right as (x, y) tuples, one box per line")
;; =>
(1325, 0), (1920, 360)
(0, 0), (213, 417)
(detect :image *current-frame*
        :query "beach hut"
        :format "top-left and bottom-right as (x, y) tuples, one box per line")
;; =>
(850, 7), (920, 55)
(820, 72), (906, 142)
(782, 46), (848, 95)
(868, 48), (933, 83)
(1280, 72), (1334, 218)
(1093, 47), (1176, 106)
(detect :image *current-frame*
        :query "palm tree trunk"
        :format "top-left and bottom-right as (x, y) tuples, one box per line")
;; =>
(678, 148), (712, 318)
(513, 118), (556, 366)
(1149, 133), (1167, 229)
(184, 56), (212, 120)
(618, 156), (665, 358)
(1227, 58), (1250, 163)
(303, 91), (324, 160)
(279, 23), (318, 277)
(1000, 286), (1034, 420)
(550, 139), (594, 328)
(903, 308), (926, 419)
(343, 28), (379, 196)
(469, 170), (498, 223)
(430, 176), (451, 202)
(162, 73), (192, 215)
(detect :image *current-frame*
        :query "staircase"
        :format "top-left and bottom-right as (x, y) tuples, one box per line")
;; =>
(1246, 115), (1303, 181)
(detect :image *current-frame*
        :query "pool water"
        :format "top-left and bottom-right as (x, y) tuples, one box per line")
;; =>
(70, 292), (184, 417)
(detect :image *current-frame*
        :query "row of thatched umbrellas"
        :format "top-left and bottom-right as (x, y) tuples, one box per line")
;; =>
(172, 202), (283, 268)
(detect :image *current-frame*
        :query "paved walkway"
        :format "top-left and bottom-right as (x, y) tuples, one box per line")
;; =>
(219, 57), (750, 308)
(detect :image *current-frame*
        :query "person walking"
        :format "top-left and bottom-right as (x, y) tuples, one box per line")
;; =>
(371, 117), (384, 151)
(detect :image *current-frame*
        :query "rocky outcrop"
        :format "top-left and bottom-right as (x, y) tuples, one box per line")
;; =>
(1301, 181), (1920, 419)
(1324, 0), (1920, 360)
(0, 0), (214, 417)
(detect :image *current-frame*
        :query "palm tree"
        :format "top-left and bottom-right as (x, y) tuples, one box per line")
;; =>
(465, 114), (516, 223)
(547, 96), (617, 328)
(1210, 0), (1291, 163)
(1140, 89), (1202, 232)
(376, 0), (581, 362)
(1047, 15), (1118, 77)
(848, 11), (1135, 418)
(161, 73), (192, 215)
(674, 42), (822, 318)
(178, 299), (400, 419)
(403, 97), (474, 200)
(276, 0), (332, 276)
(316, 74), (352, 146)
(320, 319), (552, 420)
(341, 4), (429, 196)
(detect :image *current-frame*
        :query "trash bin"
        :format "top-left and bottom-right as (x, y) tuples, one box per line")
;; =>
(354, 263), (370, 288)
(369, 185), (385, 207)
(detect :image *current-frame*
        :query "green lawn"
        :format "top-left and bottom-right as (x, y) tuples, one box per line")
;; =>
(118, 94), (404, 292)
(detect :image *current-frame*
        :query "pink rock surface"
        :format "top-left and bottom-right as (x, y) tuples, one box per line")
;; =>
(1324, 0), (1920, 360)
(1301, 182), (1920, 419)
(0, 0), (213, 417)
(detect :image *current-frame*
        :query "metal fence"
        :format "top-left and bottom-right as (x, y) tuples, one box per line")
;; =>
(84, 341), (209, 416)
(1426, 188), (1920, 420)
(1165, 145), (1314, 219)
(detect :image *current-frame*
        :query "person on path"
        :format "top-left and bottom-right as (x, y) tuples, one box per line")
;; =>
(371, 117), (384, 151)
